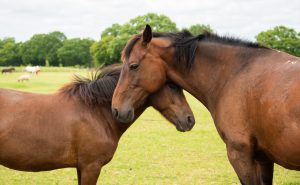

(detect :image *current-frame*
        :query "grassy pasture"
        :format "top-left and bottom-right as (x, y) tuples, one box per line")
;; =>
(0, 68), (299, 184)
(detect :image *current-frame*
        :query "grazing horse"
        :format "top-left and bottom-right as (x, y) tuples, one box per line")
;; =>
(1, 67), (15, 74)
(112, 25), (300, 185)
(17, 74), (31, 82)
(0, 64), (194, 185)
(24, 66), (40, 75)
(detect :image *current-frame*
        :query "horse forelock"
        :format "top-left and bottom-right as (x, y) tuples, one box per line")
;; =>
(59, 65), (122, 106)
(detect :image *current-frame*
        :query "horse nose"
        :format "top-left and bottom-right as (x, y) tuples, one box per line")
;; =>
(112, 108), (119, 119)
(187, 115), (195, 129)
(111, 107), (134, 123)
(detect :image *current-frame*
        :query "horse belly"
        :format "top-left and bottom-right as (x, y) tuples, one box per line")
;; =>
(253, 100), (300, 170)
(0, 91), (81, 171)
(215, 84), (300, 170)
(247, 68), (300, 170)
(257, 123), (300, 170)
(0, 127), (77, 171)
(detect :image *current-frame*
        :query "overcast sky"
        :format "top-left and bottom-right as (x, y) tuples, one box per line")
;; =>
(0, 0), (299, 42)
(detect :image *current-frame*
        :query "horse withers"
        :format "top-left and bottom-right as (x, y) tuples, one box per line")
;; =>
(112, 25), (300, 184)
(0, 65), (194, 185)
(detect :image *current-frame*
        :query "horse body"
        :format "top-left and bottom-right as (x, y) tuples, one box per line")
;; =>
(207, 50), (300, 166)
(24, 66), (40, 75)
(112, 25), (300, 184)
(169, 43), (300, 180)
(0, 89), (100, 171)
(167, 43), (300, 170)
(0, 65), (194, 184)
(205, 51), (300, 185)
(1, 67), (15, 74)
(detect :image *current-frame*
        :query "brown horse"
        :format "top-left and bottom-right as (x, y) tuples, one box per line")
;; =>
(1, 67), (15, 74)
(0, 64), (195, 185)
(112, 25), (300, 185)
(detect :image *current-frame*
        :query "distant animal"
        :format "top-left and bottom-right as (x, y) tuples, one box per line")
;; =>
(24, 66), (40, 75)
(112, 25), (300, 185)
(1, 67), (15, 74)
(18, 74), (30, 82)
(0, 64), (194, 185)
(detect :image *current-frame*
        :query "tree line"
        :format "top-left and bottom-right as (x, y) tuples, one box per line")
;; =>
(0, 32), (94, 67)
(0, 13), (299, 67)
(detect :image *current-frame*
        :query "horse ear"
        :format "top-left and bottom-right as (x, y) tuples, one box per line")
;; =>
(142, 24), (152, 46)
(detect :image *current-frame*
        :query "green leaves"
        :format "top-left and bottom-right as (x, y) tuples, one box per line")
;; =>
(0, 38), (22, 66)
(19, 32), (94, 67)
(256, 26), (300, 57)
(57, 38), (94, 67)
(20, 31), (66, 66)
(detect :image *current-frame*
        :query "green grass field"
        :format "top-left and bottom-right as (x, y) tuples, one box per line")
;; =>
(0, 69), (299, 185)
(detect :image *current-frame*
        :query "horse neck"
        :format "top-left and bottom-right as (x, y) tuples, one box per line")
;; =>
(165, 42), (252, 112)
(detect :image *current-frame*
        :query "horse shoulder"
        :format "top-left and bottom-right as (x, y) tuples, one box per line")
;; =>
(71, 105), (118, 166)
(213, 81), (251, 145)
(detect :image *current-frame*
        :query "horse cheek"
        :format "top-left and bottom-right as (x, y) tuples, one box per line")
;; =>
(145, 71), (165, 92)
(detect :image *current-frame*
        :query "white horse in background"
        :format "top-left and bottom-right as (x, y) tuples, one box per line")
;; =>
(25, 66), (40, 75)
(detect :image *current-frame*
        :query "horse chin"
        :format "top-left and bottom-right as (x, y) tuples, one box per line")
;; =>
(175, 121), (188, 132)
(116, 116), (134, 124)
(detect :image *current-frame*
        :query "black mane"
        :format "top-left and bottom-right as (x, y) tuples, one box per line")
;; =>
(60, 64), (122, 106)
(123, 31), (267, 68)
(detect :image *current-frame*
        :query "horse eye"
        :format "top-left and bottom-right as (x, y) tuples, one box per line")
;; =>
(168, 83), (179, 91)
(129, 63), (139, 70)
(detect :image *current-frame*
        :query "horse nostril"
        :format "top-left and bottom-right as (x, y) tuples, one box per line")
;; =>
(113, 108), (119, 118)
(127, 110), (133, 120)
(187, 116), (194, 125)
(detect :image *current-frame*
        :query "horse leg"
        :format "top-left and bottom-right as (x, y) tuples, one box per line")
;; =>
(77, 168), (82, 185)
(79, 163), (101, 185)
(255, 154), (274, 185)
(227, 143), (259, 185)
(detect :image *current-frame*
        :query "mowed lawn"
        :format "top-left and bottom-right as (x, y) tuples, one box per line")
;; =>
(0, 69), (299, 185)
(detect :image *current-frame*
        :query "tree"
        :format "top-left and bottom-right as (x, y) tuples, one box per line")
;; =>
(256, 26), (300, 57)
(57, 38), (94, 67)
(122, 13), (178, 35)
(101, 24), (122, 38)
(92, 13), (178, 66)
(20, 31), (66, 66)
(90, 35), (115, 66)
(186, 24), (213, 36)
(20, 34), (48, 66)
(0, 38), (22, 66)
(45, 31), (67, 66)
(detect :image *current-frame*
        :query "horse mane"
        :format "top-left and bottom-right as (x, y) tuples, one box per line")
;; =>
(59, 64), (122, 106)
(123, 30), (267, 68)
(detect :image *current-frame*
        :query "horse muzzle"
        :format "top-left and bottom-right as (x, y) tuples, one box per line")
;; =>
(176, 115), (195, 132)
(112, 107), (135, 124)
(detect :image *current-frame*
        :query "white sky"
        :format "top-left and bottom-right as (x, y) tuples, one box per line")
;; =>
(0, 0), (299, 42)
